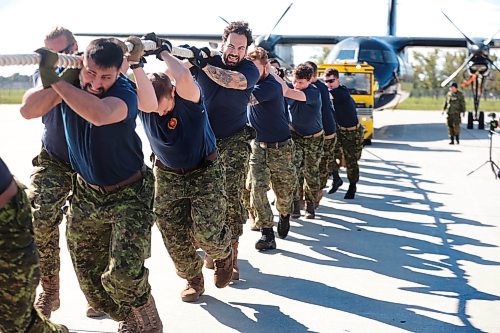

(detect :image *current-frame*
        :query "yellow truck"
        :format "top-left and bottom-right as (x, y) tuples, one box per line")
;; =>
(318, 63), (375, 145)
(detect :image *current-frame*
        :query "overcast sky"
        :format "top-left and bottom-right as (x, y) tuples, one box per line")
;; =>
(0, 0), (498, 75)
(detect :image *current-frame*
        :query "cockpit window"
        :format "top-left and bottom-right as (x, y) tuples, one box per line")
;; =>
(359, 49), (384, 63)
(339, 73), (371, 95)
(336, 50), (356, 60)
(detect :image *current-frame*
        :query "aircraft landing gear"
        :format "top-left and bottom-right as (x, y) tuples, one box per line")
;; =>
(478, 111), (485, 130)
(466, 111), (485, 129)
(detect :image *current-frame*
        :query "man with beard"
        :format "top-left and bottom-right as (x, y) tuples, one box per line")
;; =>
(272, 64), (324, 219)
(0, 157), (69, 333)
(183, 21), (259, 281)
(19, 27), (79, 319)
(20, 38), (162, 332)
(247, 47), (296, 248)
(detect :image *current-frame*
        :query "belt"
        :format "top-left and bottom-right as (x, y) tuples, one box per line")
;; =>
(256, 139), (290, 149)
(338, 124), (360, 131)
(155, 150), (218, 175)
(302, 130), (324, 139)
(0, 179), (17, 209)
(86, 168), (144, 194)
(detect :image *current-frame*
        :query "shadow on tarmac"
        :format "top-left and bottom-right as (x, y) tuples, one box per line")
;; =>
(377, 122), (490, 142)
(212, 156), (500, 333)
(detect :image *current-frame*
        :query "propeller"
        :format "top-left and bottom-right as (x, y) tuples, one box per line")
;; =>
(263, 2), (293, 41)
(482, 28), (499, 47)
(441, 11), (476, 47)
(486, 58), (500, 72)
(441, 53), (474, 87)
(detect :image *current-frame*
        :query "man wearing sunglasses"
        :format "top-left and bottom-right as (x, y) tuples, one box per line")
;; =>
(20, 26), (79, 319)
(324, 68), (364, 199)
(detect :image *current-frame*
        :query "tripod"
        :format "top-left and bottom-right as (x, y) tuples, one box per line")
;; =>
(467, 130), (500, 179)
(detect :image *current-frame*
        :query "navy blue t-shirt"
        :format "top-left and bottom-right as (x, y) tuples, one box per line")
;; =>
(286, 84), (323, 136)
(330, 85), (359, 128)
(140, 94), (216, 169)
(34, 70), (70, 163)
(61, 75), (144, 186)
(191, 55), (259, 139)
(0, 158), (13, 194)
(248, 74), (290, 143)
(315, 80), (337, 136)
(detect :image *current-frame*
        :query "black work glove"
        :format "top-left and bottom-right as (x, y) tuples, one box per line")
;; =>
(142, 32), (163, 57)
(35, 47), (60, 89)
(155, 40), (173, 60)
(125, 36), (145, 63)
(188, 46), (211, 69)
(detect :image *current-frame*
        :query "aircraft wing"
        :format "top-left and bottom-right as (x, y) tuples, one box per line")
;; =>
(383, 37), (500, 52)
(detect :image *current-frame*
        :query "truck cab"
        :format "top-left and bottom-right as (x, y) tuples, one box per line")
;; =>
(318, 63), (376, 145)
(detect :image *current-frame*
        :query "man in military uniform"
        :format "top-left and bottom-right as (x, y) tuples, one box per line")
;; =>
(443, 82), (466, 144)
(305, 61), (337, 206)
(0, 157), (69, 333)
(247, 47), (296, 248)
(183, 21), (259, 280)
(325, 68), (364, 199)
(273, 64), (324, 219)
(19, 26), (80, 319)
(135, 37), (233, 302)
(21, 39), (162, 332)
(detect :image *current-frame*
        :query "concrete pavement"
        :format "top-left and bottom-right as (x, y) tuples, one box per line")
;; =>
(1, 106), (500, 332)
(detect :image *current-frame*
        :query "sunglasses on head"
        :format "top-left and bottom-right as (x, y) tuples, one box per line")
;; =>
(58, 42), (74, 54)
(324, 78), (336, 83)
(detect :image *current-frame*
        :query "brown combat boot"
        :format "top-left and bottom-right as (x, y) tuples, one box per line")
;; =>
(231, 239), (239, 280)
(35, 275), (60, 318)
(304, 201), (315, 219)
(181, 273), (205, 302)
(214, 249), (234, 288)
(204, 254), (215, 269)
(119, 295), (163, 333)
(86, 303), (106, 318)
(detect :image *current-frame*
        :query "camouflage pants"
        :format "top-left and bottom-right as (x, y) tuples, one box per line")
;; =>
(154, 158), (231, 280)
(250, 140), (296, 229)
(243, 169), (253, 215)
(447, 113), (461, 136)
(66, 167), (155, 321)
(29, 148), (73, 278)
(319, 136), (337, 190)
(332, 126), (364, 183)
(292, 132), (324, 203)
(217, 127), (253, 238)
(0, 179), (66, 333)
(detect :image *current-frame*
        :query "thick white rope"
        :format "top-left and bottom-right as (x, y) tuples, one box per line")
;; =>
(0, 40), (215, 68)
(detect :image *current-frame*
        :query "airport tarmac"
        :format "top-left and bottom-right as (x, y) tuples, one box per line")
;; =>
(1, 106), (500, 333)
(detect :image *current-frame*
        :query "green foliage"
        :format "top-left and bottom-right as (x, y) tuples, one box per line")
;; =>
(396, 96), (499, 111)
(0, 89), (25, 104)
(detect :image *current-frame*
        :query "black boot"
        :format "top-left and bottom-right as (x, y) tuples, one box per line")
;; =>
(344, 183), (357, 199)
(304, 201), (315, 219)
(455, 135), (460, 144)
(449, 136), (455, 145)
(277, 214), (290, 239)
(255, 228), (276, 251)
(291, 201), (301, 218)
(328, 172), (343, 194)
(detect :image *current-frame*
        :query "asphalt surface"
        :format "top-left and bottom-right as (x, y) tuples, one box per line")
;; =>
(1, 107), (500, 333)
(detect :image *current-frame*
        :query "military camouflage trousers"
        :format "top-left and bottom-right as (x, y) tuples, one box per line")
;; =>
(217, 127), (253, 238)
(333, 126), (364, 183)
(250, 139), (296, 229)
(66, 167), (155, 321)
(292, 132), (324, 203)
(29, 148), (73, 278)
(154, 158), (232, 280)
(0, 179), (66, 333)
(319, 136), (337, 189)
(447, 113), (461, 136)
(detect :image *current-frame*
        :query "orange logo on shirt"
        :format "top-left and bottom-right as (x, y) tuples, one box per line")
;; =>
(168, 117), (178, 129)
